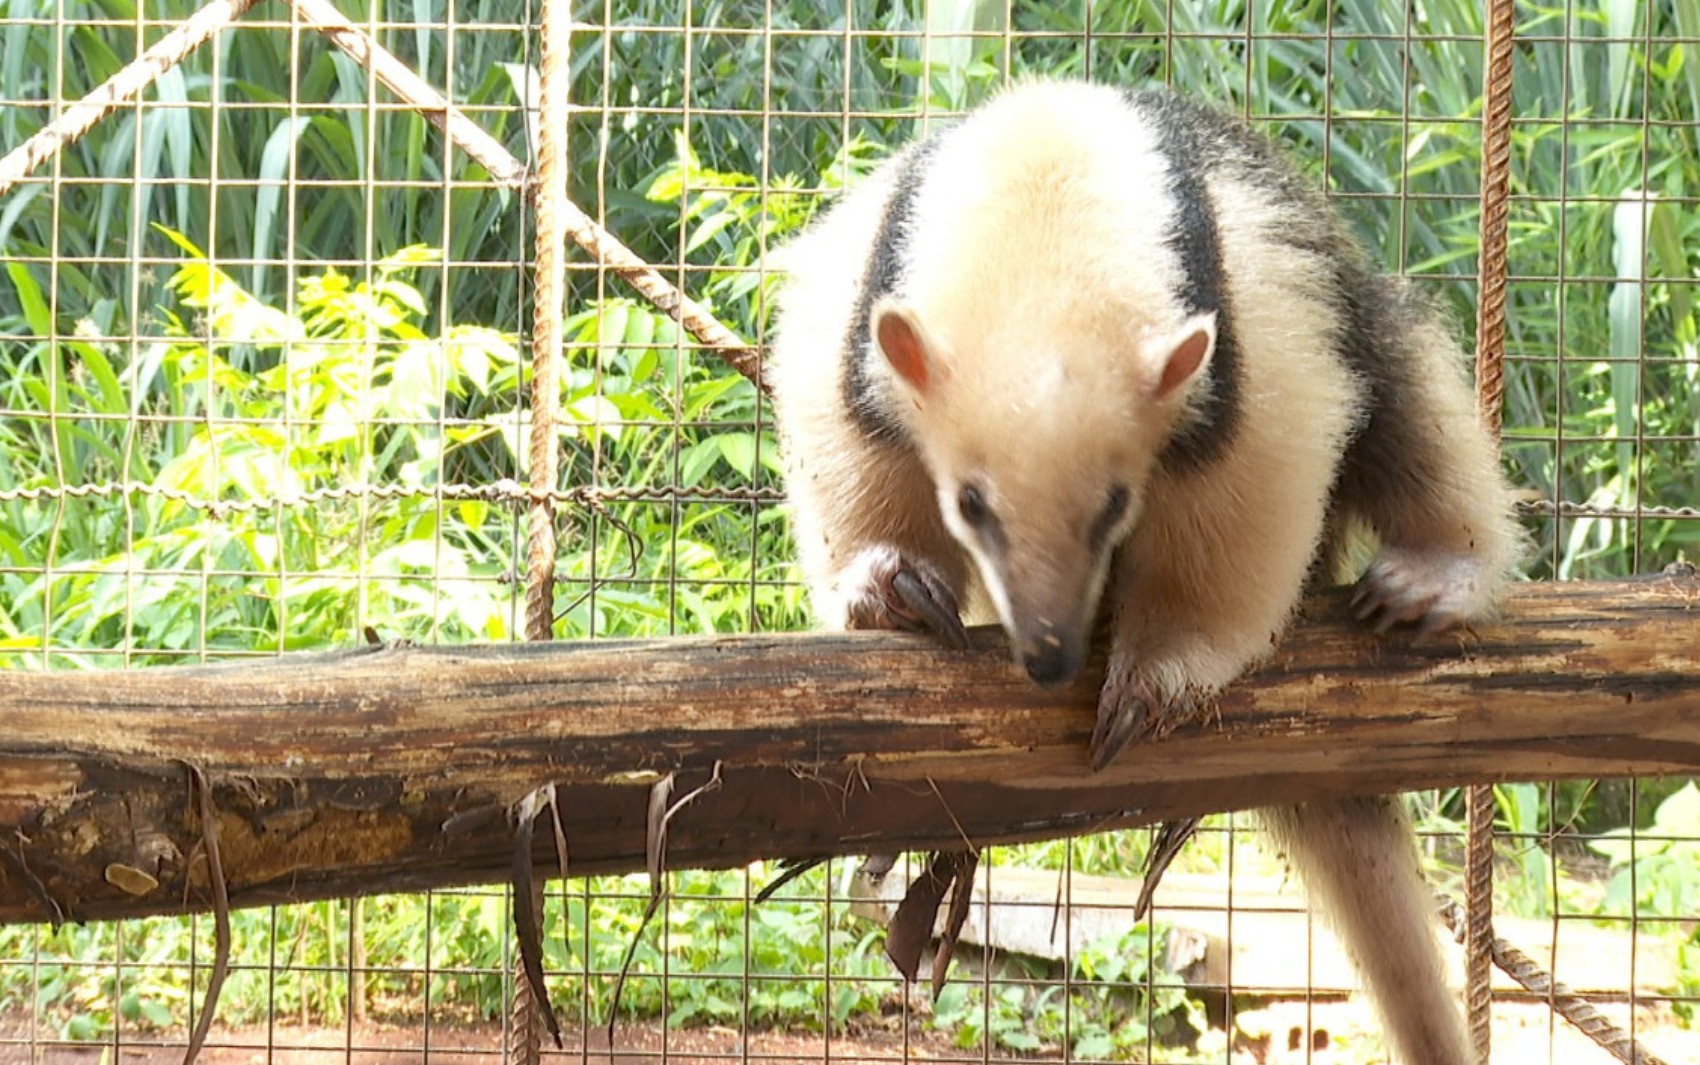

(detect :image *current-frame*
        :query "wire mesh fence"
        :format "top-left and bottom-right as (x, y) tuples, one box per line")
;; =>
(1, 0), (1697, 1061)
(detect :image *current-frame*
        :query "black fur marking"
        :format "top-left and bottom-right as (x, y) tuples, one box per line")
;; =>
(841, 140), (938, 446)
(1087, 485), (1131, 553)
(1329, 271), (1449, 518)
(1126, 90), (1244, 472)
(1124, 89), (1439, 509)
(957, 480), (1008, 554)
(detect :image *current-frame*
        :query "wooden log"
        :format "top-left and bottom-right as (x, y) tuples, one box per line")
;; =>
(2, 575), (1698, 924)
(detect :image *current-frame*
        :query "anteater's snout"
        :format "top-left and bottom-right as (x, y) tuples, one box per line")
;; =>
(1020, 627), (1083, 688)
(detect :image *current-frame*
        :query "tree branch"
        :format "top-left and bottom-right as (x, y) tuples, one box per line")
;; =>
(3, 576), (1698, 924)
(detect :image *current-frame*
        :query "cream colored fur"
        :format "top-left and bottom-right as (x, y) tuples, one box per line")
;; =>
(1107, 169), (1360, 701)
(769, 163), (977, 627)
(771, 79), (1516, 1065)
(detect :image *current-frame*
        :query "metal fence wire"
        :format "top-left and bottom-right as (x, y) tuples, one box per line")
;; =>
(1, 0), (1698, 1062)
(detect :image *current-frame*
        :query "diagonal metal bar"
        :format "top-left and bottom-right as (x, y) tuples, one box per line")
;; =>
(0, 0), (268, 197)
(288, 0), (763, 389)
(288, 0), (530, 187)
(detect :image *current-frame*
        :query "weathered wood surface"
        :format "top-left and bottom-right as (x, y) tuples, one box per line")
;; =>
(2, 576), (1699, 924)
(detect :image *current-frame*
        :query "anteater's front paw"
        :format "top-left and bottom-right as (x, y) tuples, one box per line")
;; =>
(1091, 669), (1154, 772)
(840, 545), (969, 649)
(1091, 665), (1207, 771)
(1352, 546), (1493, 637)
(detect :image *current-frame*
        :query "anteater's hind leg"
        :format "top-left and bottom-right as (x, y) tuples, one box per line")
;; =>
(1266, 282), (1511, 1065)
(1336, 284), (1522, 635)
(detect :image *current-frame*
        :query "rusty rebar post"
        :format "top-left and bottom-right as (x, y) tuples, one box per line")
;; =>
(511, 0), (575, 1056)
(1468, 0), (1517, 1059)
(1435, 893), (1669, 1065)
(526, 0), (570, 645)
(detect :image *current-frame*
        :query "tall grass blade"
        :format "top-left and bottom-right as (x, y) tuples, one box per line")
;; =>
(1675, 2), (1700, 143)
(253, 116), (313, 295)
(1608, 190), (1648, 512)
(1602, 0), (1636, 118)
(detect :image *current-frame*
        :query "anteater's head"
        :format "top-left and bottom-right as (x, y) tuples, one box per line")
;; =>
(870, 297), (1216, 688)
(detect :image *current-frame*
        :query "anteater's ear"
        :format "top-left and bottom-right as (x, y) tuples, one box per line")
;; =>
(872, 299), (938, 396)
(1143, 312), (1217, 402)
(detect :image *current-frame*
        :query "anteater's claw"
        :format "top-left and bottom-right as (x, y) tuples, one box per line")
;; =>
(1092, 669), (1209, 770)
(1134, 816), (1201, 920)
(843, 545), (967, 650)
(1092, 666), (1158, 771)
(1353, 548), (1488, 640)
(891, 568), (970, 649)
(1089, 698), (1144, 772)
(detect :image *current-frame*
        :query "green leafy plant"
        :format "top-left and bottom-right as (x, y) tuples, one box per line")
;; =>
(1590, 783), (1700, 918)
(0, 231), (531, 663)
(930, 923), (1197, 1059)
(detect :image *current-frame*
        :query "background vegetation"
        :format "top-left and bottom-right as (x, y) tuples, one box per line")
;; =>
(1, 0), (1697, 1058)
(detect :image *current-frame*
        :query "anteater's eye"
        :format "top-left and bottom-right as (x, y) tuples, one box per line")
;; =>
(1089, 484), (1132, 549)
(1102, 485), (1130, 525)
(958, 484), (992, 528)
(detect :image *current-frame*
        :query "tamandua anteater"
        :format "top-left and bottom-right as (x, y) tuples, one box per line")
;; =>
(769, 79), (1520, 1065)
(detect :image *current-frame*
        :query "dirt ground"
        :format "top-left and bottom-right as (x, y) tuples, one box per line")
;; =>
(3, 1012), (976, 1065)
(0, 1016), (969, 1065)
(2, 1002), (1694, 1065)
